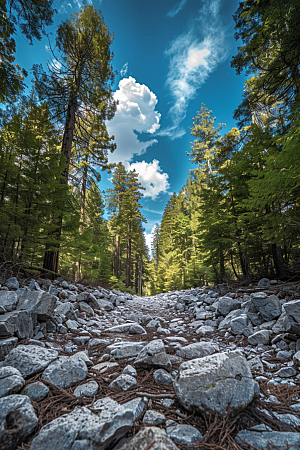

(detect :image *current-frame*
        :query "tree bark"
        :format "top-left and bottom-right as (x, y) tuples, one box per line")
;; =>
(126, 226), (131, 288)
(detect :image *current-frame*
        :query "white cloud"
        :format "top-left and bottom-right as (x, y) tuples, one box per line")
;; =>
(167, 0), (188, 18)
(120, 62), (128, 77)
(161, 0), (228, 138)
(144, 224), (159, 256)
(126, 160), (170, 200)
(106, 77), (161, 163)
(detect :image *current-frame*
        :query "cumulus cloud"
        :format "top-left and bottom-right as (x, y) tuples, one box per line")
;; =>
(106, 77), (161, 163)
(167, 0), (188, 18)
(126, 160), (170, 200)
(161, 0), (228, 138)
(120, 62), (128, 77)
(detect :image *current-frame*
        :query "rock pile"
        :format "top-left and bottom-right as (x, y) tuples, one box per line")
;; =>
(1, 276), (300, 449)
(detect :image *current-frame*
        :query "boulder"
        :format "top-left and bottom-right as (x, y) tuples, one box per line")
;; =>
(0, 394), (38, 450)
(0, 291), (18, 312)
(17, 289), (56, 321)
(115, 427), (179, 450)
(248, 330), (270, 345)
(0, 337), (18, 358)
(176, 342), (217, 360)
(0, 367), (25, 399)
(250, 293), (281, 321)
(173, 351), (259, 418)
(106, 323), (146, 334)
(96, 298), (114, 311)
(153, 369), (173, 385)
(3, 345), (58, 378)
(134, 339), (172, 371)
(217, 296), (241, 317)
(5, 277), (19, 289)
(257, 278), (270, 288)
(0, 310), (35, 339)
(143, 410), (165, 425)
(30, 397), (145, 450)
(107, 341), (148, 359)
(283, 300), (300, 335)
(41, 356), (88, 388)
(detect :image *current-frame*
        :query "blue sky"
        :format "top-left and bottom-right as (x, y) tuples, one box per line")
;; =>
(14, 0), (246, 249)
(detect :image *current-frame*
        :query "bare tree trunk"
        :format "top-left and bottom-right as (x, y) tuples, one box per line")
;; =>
(126, 225), (131, 288)
(114, 234), (119, 278)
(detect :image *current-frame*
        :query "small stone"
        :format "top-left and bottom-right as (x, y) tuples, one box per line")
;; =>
(23, 382), (49, 402)
(42, 356), (87, 388)
(248, 330), (270, 346)
(0, 337), (18, 358)
(87, 338), (110, 349)
(123, 365), (137, 378)
(143, 410), (165, 425)
(162, 399), (174, 407)
(0, 366), (25, 398)
(166, 424), (202, 444)
(5, 277), (19, 289)
(153, 369), (173, 384)
(257, 278), (270, 288)
(73, 380), (98, 397)
(274, 367), (297, 378)
(73, 336), (90, 346)
(109, 374), (137, 391)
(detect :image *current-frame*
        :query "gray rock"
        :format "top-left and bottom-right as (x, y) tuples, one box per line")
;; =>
(66, 319), (78, 330)
(195, 325), (214, 335)
(109, 374), (137, 391)
(284, 300), (300, 335)
(293, 350), (300, 367)
(76, 292), (100, 309)
(230, 314), (251, 336)
(272, 412), (300, 427)
(122, 365), (137, 378)
(115, 426), (179, 450)
(95, 298), (114, 311)
(251, 293), (281, 321)
(55, 302), (76, 321)
(30, 397), (140, 450)
(153, 369), (173, 384)
(0, 310), (35, 339)
(87, 338), (110, 349)
(0, 337), (18, 358)
(217, 297), (241, 316)
(248, 330), (270, 345)
(0, 291), (18, 312)
(106, 323), (146, 334)
(134, 339), (172, 371)
(28, 280), (41, 290)
(173, 351), (259, 418)
(17, 289), (56, 321)
(42, 356), (88, 388)
(73, 380), (98, 397)
(166, 424), (202, 444)
(0, 394), (38, 450)
(257, 278), (270, 288)
(218, 309), (242, 330)
(143, 410), (165, 425)
(236, 430), (300, 450)
(0, 366), (25, 398)
(73, 336), (90, 346)
(70, 351), (93, 367)
(107, 341), (148, 359)
(274, 367), (297, 378)
(176, 342), (217, 360)
(277, 350), (293, 359)
(5, 277), (19, 289)
(79, 301), (94, 316)
(23, 381), (49, 401)
(3, 345), (58, 378)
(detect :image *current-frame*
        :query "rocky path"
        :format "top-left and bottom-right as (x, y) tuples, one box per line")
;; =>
(1, 276), (300, 449)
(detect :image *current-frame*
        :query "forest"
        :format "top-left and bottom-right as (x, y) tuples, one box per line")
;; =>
(0, 0), (299, 295)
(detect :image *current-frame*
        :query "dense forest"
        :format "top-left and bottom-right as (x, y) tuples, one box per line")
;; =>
(0, 0), (299, 294)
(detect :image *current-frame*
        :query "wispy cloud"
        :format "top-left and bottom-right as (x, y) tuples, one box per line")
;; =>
(120, 62), (128, 78)
(167, 0), (188, 18)
(143, 208), (164, 215)
(161, 0), (228, 139)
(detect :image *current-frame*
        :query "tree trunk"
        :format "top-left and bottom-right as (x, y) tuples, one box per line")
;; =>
(114, 234), (119, 278)
(43, 96), (77, 274)
(272, 243), (283, 277)
(139, 256), (142, 296)
(126, 226), (131, 288)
